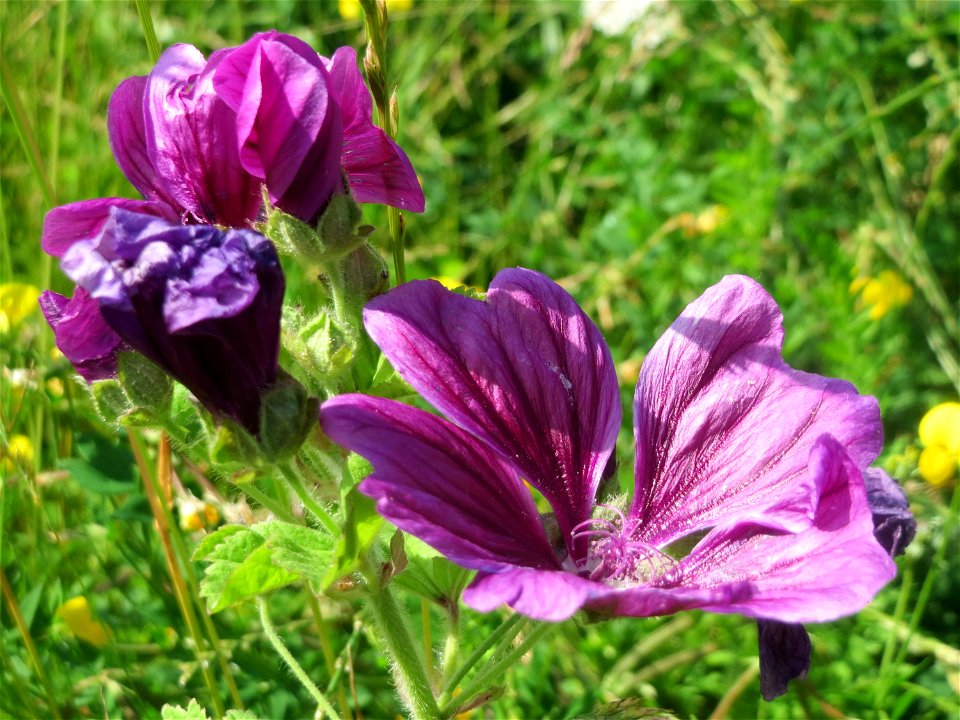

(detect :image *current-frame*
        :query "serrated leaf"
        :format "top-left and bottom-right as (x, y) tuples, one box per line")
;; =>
(224, 711), (261, 720)
(161, 699), (208, 720)
(257, 520), (336, 588)
(195, 525), (299, 612)
(193, 525), (249, 561)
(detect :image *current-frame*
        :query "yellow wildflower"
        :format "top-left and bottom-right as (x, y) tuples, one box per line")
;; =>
(917, 402), (960, 486)
(2, 434), (34, 472)
(919, 402), (960, 454)
(919, 445), (956, 488)
(58, 596), (110, 647)
(339, 0), (412, 21)
(0, 283), (40, 334)
(850, 270), (912, 320)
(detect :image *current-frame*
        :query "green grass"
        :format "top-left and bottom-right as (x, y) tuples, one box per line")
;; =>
(2, 1), (959, 718)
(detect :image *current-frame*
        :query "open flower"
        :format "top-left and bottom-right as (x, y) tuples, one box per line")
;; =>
(322, 269), (896, 627)
(59, 208), (284, 436)
(41, 31), (423, 257)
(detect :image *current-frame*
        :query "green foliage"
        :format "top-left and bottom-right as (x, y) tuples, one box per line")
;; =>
(1, 1), (957, 719)
(194, 521), (335, 611)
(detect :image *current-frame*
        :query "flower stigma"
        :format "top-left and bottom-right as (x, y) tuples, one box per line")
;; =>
(566, 504), (680, 587)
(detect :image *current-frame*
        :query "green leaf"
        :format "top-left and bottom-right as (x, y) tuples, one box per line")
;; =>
(257, 520), (336, 589)
(60, 458), (135, 495)
(194, 522), (336, 610)
(224, 711), (261, 720)
(324, 487), (383, 588)
(194, 525), (299, 613)
(160, 699), (208, 720)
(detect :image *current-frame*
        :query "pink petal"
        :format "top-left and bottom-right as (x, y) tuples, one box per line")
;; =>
(321, 394), (560, 573)
(145, 44), (261, 226)
(464, 569), (597, 622)
(631, 275), (883, 546)
(107, 76), (175, 206)
(671, 436), (896, 623)
(42, 198), (177, 257)
(323, 47), (424, 212)
(363, 269), (621, 557)
(214, 32), (343, 222)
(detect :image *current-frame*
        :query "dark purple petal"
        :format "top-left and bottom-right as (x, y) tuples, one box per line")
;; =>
(631, 275), (883, 547)
(669, 436), (896, 623)
(863, 468), (916, 557)
(323, 47), (424, 212)
(42, 198), (178, 257)
(61, 208), (283, 435)
(107, 76), (176, 207)
(321, 394), (560, 573)
(463, 569), (597, 621)
(39, 288), (122, 382)
(145, 44), (261, 226)
(757, 620), (810, 701)
(214, 32), (343, 223)
(363, 269), (621, 558)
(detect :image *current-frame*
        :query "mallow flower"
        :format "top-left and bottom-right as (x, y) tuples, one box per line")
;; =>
(54, 207), (284, 437)
(321, 269), (906, 691)
(41, 31), (423, 257)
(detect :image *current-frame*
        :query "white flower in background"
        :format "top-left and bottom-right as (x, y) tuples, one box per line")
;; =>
(582, 0), (682, 50)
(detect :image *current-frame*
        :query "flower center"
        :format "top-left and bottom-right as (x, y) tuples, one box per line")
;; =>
(567, 505), (679, 587)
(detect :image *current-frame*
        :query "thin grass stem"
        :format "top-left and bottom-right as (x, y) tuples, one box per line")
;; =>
(0, 567), (62, 720)
(257, 597), (342, 720)
(128, 429), (226, 719)
(134, 0), (162, 63)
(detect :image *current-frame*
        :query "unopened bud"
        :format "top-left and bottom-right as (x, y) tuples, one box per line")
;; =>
(342, 243), (389, 301)
(258, 372), (319, 462)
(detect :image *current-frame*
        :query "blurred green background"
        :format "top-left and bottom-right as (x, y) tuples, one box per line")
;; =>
(2, 1), (958, 718)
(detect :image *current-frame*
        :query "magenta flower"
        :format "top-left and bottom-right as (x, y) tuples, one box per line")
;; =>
(321, 270), (897, 628)
(59, 208), (284, 436)
(41, 31), (423, 257)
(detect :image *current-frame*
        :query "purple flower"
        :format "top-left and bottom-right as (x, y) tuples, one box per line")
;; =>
(41, 31), (423, 257)
(321, 269), (898, 626)
(39, 287), (123, 382)
(60, 208), (284, 436)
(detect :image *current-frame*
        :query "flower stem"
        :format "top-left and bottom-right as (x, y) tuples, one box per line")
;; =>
(156, 437), (245, 710)
(439, 606), (460, 692)
(279, 461), (339, 535)
(258, 597), (342, 720)
(440, 621), (556, 717)
(305, 591), (353, 719)
(128, 429), (225, 719)
(134, 0), (162, 63)
(438, 613), (524, 705)
(366, 582), (441, 719)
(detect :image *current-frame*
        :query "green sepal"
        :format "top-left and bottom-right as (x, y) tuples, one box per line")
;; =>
(318, 194), (364, 256)
(117, 351), (172, 415)
(91, 379), (131, 422)
(261, 205), (323, 260)
(257, 372), (318, 462)
(341, 243), (389, 301)
(210, 420), (260, 469)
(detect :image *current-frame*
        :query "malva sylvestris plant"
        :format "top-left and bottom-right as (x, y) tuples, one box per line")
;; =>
(321, 268), (916, 700)
(30, 17), (916, 719)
